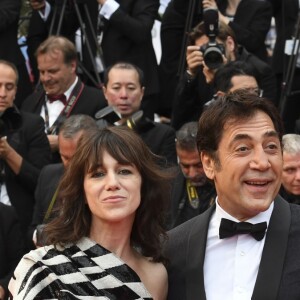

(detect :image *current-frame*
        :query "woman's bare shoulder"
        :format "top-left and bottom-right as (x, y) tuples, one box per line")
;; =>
(139, 257), (168, 300)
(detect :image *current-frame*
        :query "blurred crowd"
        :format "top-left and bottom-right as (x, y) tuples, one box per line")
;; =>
(1, 0), (300, 299)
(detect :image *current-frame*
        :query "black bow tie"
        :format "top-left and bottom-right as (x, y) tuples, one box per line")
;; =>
(219, 218), (267, 241)
(47, 94), (67, 105)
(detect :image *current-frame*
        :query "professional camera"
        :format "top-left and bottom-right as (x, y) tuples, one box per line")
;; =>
(200, 8), (225, 70)
(94, 106), (144, 130)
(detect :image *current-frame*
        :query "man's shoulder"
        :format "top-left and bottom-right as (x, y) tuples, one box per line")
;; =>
(147, 121), (176, 136)
(75, 84), (106, 113)
(168, 212), (209, 239)
(40, 163), (64, 176)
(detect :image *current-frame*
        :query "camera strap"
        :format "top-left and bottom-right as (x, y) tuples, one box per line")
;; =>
(43, 187), (59, 223)
(44, 79), (85, 134)
(186, 179), (200, 209)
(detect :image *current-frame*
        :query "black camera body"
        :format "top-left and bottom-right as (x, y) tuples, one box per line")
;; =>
(200, 8), (225, 70)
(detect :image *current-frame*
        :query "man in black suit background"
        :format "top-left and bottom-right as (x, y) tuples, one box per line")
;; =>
(168, 121), (215, 229)
(0, 60), (51, 233)
(0, 0), (33, 108)
(269, 0), (300, 133)
(0, 203), (25, 300)
(29, 114), (99, 248)
(27, 0), (160, 119)
(102, 62), (177, 167)
(21, 36), (106, 156)
(166, 90), (300, 299)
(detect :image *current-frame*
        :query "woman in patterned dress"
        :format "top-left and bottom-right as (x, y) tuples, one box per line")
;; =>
(9, 126), (170, 300)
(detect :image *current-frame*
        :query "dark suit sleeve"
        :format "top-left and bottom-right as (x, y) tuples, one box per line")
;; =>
(0, 204), (25, 295)
(246, 54), (277, 103)
(16, 114), (51, 191)
(0, 0), (20, 32)
(171, 72), (213, 130)
(107, 0), (159, 43)
(228, 1), (272, 56)
(158, 125), (177, 166)
(27, 166), (49, 247)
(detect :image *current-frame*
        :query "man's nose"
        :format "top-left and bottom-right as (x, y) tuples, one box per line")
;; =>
(119, 87), (128, 98)
(295, 168), (300, 180)
(250, 147), (271, 170)
(0, 85), (7, 97)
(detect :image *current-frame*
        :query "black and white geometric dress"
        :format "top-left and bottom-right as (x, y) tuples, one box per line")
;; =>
(9, 237), (153, 299)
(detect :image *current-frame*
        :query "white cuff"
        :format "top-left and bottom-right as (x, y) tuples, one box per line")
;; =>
(99, 0), (120, 20)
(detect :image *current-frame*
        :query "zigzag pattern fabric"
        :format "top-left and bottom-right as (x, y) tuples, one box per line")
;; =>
(9, 237), (152, 299)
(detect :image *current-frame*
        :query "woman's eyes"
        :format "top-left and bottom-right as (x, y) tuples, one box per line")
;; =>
(118, 169), (132, 175)
(90, 168), (132, 178)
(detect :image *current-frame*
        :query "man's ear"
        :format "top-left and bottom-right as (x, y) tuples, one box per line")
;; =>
(201, 152), (215, 180)
(216, 91), (225, 97)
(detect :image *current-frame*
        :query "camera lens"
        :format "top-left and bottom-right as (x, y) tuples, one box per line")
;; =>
(203, 46), (224, 69)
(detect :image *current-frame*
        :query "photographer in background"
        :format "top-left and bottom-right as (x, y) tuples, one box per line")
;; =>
(0, 60), (51, 236)
(168, 122), (215, 229)
(102, 61), (177, 167)
(171, 16), (276, 130)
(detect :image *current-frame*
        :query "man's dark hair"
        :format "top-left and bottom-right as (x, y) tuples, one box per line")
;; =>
(103, 62), (145, 87)
(213, 61), (257, 92)
(197, 90), (284, 164)
(0, 59), (19, 85)
(176, 122), (198, 151)
(189, 20), (237, 47)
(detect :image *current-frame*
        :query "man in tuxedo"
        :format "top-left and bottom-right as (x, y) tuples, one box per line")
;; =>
(29, 114), (98, 248)
(21, 36), (106, 156)
(168, 121), (215, 229)
(102, 62), (177, 167)
(166, 90), (300, 299)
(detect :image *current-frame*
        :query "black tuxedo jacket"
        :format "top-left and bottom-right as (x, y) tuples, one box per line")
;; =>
(5, 111), (51, 232)
(86, 0), (160, 97)
(136, 118), (177, 166)
(166, 196), (300, 300)
(0, 203), (25, 298)
(28, 163), (64, 243)
(218, 0), (272, 62)
(21, 80), (107, 118)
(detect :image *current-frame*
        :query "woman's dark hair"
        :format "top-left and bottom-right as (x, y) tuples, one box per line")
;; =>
(197, 90), (284, 165)
(45, 126), (171, 262)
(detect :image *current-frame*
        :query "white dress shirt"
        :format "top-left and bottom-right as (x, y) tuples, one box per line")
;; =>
(204, 198), (273, 300)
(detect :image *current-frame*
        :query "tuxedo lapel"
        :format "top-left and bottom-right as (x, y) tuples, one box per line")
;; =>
(186, 205), (215, 300)
(252, 196), (291, 300)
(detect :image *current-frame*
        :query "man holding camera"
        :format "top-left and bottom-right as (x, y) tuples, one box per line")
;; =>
(171, 16), (277, 131)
